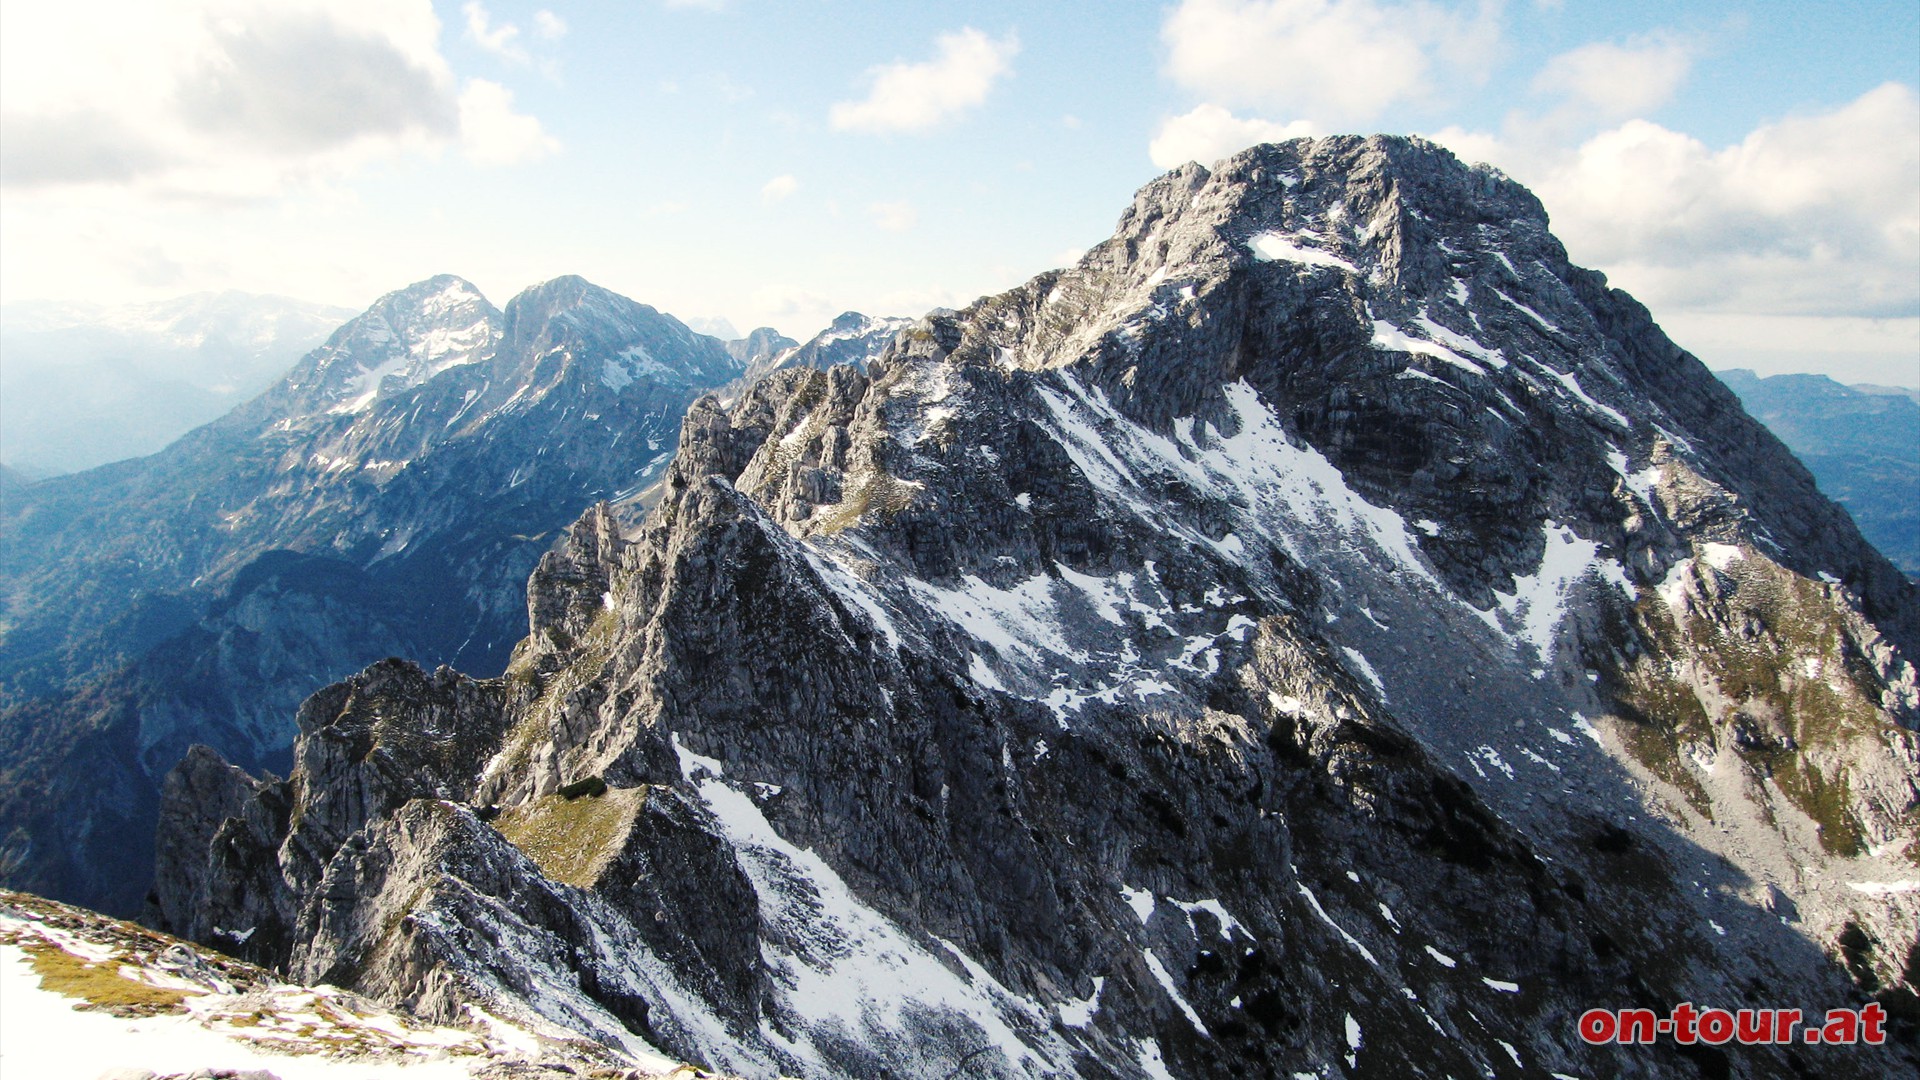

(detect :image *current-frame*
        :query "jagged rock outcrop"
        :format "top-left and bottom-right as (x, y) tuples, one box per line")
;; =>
(156, 136), (1918, 1078)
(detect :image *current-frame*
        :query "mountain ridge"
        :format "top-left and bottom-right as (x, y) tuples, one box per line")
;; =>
(150, 135), (1919, 1078)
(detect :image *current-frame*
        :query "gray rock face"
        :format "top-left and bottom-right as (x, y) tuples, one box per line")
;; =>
(157, 137), (1918, 1078)
(0, 275), (746, 913)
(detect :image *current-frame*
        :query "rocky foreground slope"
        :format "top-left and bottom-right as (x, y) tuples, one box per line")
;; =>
(0, 888), (706, 1077)
(154, 137), (1918, 1078)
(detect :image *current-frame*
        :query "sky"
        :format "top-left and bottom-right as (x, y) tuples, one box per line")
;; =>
(1, 0), (1916, 385)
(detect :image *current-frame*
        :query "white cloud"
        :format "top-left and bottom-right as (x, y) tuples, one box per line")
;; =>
(533, 10), (568, 40)
(761, 174), (799, 204)
(746, 284), (837, 337)
(459, 79), (559, 164)
(1161, 0), (1500, 125)
(0, 0), (557, 196)
(464, 2), (526, 64)
(1430, 83), (1920, 320)
(1531, 35), (1692, 120)
(1149, 104), (1318, 168)
(830, 28), (1019, 134)
(869, 201), (918, 232)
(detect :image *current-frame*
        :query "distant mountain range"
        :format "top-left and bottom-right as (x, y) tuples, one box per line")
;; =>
(0, 292), (355, 476)
(0, 274), (905, 912)
(1718, 369), (1919, 577)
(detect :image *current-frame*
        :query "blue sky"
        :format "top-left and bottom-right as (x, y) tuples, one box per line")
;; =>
(2, 1), (1916, 382)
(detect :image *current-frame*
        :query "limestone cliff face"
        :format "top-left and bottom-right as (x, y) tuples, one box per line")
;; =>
(156, 136), (1918, 1078)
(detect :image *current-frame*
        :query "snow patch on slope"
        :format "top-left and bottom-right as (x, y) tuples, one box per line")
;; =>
(1248, 231), (1358, 273)
(691, 776), (1071, 1076)
(1482, 520), (1630, 663)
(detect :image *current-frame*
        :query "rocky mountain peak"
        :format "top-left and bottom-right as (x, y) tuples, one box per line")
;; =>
(732, 310), (911, 385)
(0, 272), (777, 918)
(135, 139), (1920, 1078)
(495, 274), (741, 394)
(725, 326), (800, 369)
(270, 274), (502, 418)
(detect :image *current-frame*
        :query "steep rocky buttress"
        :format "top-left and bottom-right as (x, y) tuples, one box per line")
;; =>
(154, 136), (1917, 1078)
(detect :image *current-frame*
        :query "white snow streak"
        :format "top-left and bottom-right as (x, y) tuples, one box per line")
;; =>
(1248, 232), (1358, 272)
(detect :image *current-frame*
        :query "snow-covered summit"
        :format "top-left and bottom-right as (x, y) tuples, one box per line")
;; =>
(273, 275), (502, 416)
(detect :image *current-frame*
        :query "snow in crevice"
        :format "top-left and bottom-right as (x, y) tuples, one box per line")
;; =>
(330, 352), (416, 414)
(1570, 712), (1605, 746)
(1482, 520), (1630, 663)
(1371, 320), (1485, 376)
(1607, 449), (1661, 508)
(1247, 231), (1358, 273)
(1657, 557), (1696, 614)
(1171, 897), (1247, 940)
(1121, 884), (1157, 924)
(1394, 365), (1456, 390)
(1057, 976), (1103, 1028)
(1034, 373), (1441, 598)
(1135, 1038), (1178, 1080)
(905, 572), (1088, 666)
(1297, 883), (1378, 966)
(1142, 949), (1208, 1036)
(690, 775), (1071, 1077)
(1471, 746), (1515, 780)
(671, 731), (725, 781)
(1525, 357), (1630, 429)
(1493, 288), (1561, 334)
(800, 549), (903, 650)
(968, 653), (1007, 691)
(1341, 647), (1387, 702)
(1700, 541), (1744, 570)
(1411, 310), (1507, 370)
(603, 343), (675, 390)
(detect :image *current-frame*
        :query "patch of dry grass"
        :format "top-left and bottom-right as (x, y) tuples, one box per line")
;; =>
(494, 786), (646, 888)
(21, 940), (195, 1012)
